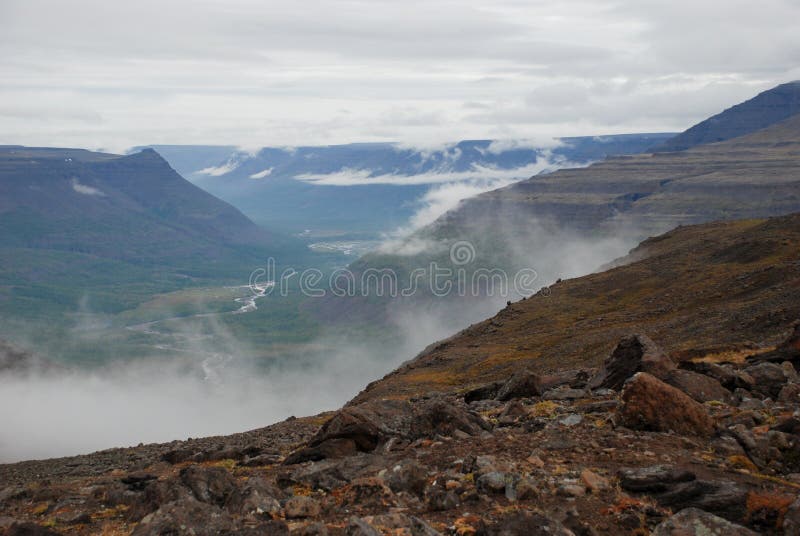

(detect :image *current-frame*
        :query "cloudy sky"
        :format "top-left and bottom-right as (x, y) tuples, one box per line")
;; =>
(1, 0), (799, 153)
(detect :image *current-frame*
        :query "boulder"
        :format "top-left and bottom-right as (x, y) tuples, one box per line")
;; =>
(131, 497), (235, 536)
(464, 381), (504, 403)
(475, 472), (508, 495)
(745, 362), (789, 398)
(231, 477), (282, 519)
(655, 480), (749, 523)
(411, 398), (491, 438)
(618, 466), (696, 493)
(589, 334), (675, 391)
(652, 507), (756, 535)
(495, 370), (544, 401)
(386, 459), (429, 496)
(284, 398), (489, 464)
(179, 465), (239, 508)
(619, 373), (715, 437)
(128, 478), (193, 521)
(665, 369), (735, 404)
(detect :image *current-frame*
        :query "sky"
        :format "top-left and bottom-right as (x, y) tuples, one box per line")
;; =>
(1, 0), (799, 153)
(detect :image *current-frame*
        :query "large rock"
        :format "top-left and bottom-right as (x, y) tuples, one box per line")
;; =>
(652, 507), (757, 535)
(619, 373), (715, 437)
(495, 370), (544, 401)
(386, 459), (429, 496)
(665, 369), (735, 404)
(589, 334), (676, 390)
(131, 497), (235, 535)
(744, 362), (789, 398)
(285, 398), (489, 464)
(618, 465), (696, 492)
(230, 477), (282, 519)
(655, 480), (749, 523)
(179, 465), (239, 508)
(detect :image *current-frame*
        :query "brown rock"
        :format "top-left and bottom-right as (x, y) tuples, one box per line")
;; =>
(619, 373), (715, 437)
(589, 334), (675, 391)
(495, 370), (544, 401)
(665, 369), (734, 404)
(580, 469), (610, 493)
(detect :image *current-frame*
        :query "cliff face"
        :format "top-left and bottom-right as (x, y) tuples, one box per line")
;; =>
(650, 81), (800, 152)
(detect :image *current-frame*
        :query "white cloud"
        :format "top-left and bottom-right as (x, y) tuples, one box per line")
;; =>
(70, 178), (104, 196)
(0, 0), (798, 150)
(486, 137), (563, 154)
(197, 159), (241, 176)
(294, 160), (571, 186)
(249, 168), (273, 179)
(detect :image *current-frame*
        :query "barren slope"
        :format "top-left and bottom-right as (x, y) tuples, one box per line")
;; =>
(351, 213), (800, 404)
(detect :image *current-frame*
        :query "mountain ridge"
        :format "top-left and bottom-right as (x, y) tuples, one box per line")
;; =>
(650, 80), (800, 152)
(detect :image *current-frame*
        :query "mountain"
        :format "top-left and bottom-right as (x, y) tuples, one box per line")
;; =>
(650, 80), (800, 152)
(0, 146), (299, 316)
(2, 213), (800, 535)
(146, 134), (675, 237)
(349, 90), (800, 306)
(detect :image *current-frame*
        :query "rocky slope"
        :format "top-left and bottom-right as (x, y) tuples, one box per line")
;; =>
(2, 214), (800, 534)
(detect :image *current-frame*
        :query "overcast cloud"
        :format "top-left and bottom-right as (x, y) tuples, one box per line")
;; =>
(1, 0), (799, 152)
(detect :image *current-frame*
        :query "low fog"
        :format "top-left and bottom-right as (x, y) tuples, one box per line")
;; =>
(0, 203), (645, 464)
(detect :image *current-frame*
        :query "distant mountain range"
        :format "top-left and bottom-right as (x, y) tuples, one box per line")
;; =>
(0, 146), (299, 316)
(143, 134), (675, 237)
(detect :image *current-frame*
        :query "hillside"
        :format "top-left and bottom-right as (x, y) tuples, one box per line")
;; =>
(2, 214), (800, 535)
(0, 146), (299, 317)
(651, 81), (800, 152)
(350, 213), (800, 403)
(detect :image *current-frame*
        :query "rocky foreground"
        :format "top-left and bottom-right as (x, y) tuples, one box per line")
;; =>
(3, 324), (800, 535)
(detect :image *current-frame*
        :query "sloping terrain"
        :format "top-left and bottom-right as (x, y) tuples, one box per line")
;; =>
(2, 214), (800, 534)
(351, 213), (800, 403)
(0, 146), (300, 317)
(651, 81), (800, 152)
